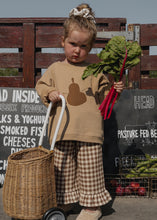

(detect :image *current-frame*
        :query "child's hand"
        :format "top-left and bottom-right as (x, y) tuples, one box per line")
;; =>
(48, 91), (61, 103)
(113, 81), (124, 94)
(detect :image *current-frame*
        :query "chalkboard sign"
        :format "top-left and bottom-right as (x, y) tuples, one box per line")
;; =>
(0, 88), (157, 184)
(103, 89), (157, 173)
(0, 87), (50, 185)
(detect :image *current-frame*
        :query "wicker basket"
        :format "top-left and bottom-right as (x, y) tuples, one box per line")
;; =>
(3, 146), (57, 220)
(3, 95), (66, 220)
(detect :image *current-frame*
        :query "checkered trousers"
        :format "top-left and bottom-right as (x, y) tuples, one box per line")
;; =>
(54, 141), (111, 207)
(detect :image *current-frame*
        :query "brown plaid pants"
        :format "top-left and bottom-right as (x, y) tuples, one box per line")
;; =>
(54, 141), (111, 207)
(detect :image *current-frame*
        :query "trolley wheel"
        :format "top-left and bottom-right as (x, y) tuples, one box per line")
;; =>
(42, 207), (67, 220)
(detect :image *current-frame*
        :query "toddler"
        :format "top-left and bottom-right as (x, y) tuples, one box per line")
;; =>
(36, 3), (124, 220)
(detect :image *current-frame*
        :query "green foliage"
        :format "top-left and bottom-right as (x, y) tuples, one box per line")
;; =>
(0, 68), (18, 76)
(82, 36), (142, 81)
(149, 70), (157, 78)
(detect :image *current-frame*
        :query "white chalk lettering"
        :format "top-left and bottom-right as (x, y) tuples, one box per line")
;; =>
(21, 115), (45, 124)
(11, 148), (24, 154)
(0, 174), (5, 184)
(12, 90), (40, 103)
(115, 157), (120, 167)
(0, 89), (8, 102)
(140, 129), (149, 138)
(0, 103), (17, 112)
(0, 114), (12, 123)
(134, 95), (155, 109)
(0, 160), (8, 170)
(21, 104), (46, 113)
(30, 126), (43, 136)
(150, 129), (157, 138)
(3, 136), (36, 148)
(118, 129), (139, 139)
(0, 125), (28, 135)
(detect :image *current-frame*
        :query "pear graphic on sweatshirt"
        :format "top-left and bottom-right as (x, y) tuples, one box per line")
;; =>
(67, 78), (87, 106)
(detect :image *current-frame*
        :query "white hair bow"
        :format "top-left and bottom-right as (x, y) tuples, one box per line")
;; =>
(69, 8), (96, 23)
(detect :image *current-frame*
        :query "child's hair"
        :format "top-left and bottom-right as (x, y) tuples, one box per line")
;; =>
(63, 3), (97, 48)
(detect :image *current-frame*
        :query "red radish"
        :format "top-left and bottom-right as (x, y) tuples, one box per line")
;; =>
(130, 182), (140, 192)
(124, 186), (132, 195)
(138, 187), (146, 196)
(110, 179), (118, 187)
(116, 185), (124, 196)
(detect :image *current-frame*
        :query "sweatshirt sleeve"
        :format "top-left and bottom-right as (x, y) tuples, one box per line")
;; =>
(92, 73), (112, 105)
(35, 64), (56, 106)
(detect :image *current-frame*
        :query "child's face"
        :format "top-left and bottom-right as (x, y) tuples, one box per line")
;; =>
(61, 30), (91, 64)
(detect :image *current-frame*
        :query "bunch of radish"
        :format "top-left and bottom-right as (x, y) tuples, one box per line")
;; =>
(110, 179), (146, 196)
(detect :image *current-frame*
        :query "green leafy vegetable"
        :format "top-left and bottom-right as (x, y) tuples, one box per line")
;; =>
(82, 36), (141, 120)
(82, 36), (141, 81)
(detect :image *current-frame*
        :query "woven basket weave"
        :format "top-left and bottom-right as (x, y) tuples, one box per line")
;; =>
(3, 146), (57, 220)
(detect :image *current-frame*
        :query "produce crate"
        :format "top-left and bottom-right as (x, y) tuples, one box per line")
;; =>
(105, 175), (149, 198)
(150, 178), (157, 198)
(105, 155), (157, 198)
(119, 154), (157, 178)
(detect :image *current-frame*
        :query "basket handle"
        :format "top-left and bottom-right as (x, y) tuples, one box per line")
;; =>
(38, 95), (66, 150)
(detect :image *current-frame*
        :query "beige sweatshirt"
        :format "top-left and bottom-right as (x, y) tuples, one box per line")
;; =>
(35, 61), (111, 145)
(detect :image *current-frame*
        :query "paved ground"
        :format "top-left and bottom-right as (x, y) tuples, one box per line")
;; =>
(1, 186), (157, 220)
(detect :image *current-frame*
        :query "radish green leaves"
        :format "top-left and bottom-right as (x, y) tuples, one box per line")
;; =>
(82, 36), (141, 81)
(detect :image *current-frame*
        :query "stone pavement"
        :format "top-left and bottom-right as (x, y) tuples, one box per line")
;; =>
(1, 186), (157, 220)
